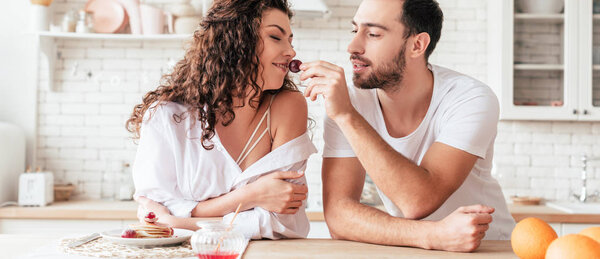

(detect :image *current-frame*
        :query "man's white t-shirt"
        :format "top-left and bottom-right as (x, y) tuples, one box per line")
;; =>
(322, 64), (515, 240)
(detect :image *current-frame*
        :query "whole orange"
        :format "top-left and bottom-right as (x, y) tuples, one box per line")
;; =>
(579, 226), (600, 244)
(545, 234), (600, 259)
(511, 217), (557, 259)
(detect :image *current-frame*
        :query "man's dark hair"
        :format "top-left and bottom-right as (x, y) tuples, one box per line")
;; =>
(399, 0), (443, 60)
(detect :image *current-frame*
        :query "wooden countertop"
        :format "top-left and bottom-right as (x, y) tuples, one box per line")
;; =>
(507, 204), (600, 223)
(0, 200), (138, 220)
(1, 199), (600, 223)
(245, 239), (515, 258)
(1, 234), (516, 259)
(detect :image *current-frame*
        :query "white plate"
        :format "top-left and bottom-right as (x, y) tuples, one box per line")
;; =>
(100, 228), (194, 247)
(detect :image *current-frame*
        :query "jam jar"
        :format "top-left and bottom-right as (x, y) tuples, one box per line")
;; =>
(191, 221), (247, 259)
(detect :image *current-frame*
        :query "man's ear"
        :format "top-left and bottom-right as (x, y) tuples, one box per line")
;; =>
(409, 32), (431, 58)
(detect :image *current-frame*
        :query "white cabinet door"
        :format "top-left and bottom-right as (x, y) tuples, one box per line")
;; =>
(561, 223), (600, 235)
(578, 0), (600, 120)
(308, 221), (331, 239)
(488, 0), (578, 121)
(488, 0), (600, 121)
(549, 223), (562, 236)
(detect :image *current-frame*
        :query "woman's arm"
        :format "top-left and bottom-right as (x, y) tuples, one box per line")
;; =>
(190, 184), (256, 217)
(136, 196), (205, 230)
(137, 169), (308, 230)
(192, 170), (308, 217)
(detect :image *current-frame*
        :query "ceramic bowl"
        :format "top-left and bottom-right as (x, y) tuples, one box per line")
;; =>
(517, 0), (564, 14)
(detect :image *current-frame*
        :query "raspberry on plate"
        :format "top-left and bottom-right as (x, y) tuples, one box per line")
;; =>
(121, 229), (137, 238)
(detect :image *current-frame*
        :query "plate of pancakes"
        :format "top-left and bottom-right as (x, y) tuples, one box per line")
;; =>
(100, 227), (194, 247)
(100, 212), (193, 247)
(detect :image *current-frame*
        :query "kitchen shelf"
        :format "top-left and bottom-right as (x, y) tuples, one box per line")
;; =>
(514, 13), (564, 23)
(37, 31), (192, 40)
(594, 14), (600, 20)
(35, 32), (192, 92)
(513, 64), (564, 70)
(594, 65), (600, 70)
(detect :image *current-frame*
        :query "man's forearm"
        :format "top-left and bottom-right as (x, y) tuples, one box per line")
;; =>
(326, 198), (434, 248)
(334, 111), (438, 215)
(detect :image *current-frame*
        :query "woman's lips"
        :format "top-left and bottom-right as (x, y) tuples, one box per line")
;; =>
(273, 63), (288, 73)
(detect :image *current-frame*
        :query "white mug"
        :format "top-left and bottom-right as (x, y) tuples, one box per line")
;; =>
(140, 4), (173, 34)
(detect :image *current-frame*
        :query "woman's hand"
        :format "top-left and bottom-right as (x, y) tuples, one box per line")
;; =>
(135, 196), (173, 224)
(247, 171), (308, 214)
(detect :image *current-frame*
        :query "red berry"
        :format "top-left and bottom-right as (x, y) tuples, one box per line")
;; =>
(289, 59), (302, 73)
(121, 229), (137, 238)
(146, 212), (156, 219)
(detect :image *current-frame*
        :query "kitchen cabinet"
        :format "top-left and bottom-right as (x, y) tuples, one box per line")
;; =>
(548, 223), (600, 236)
(560, 223), (600, 235)
(549, 222), (562, 236)
(488, 0), (600, 121)
(307, 221), (331, 238)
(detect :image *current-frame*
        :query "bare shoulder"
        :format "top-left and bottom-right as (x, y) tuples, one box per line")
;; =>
(268, 90), (308, 148)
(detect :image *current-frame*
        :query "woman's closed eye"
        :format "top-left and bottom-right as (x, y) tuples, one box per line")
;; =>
(270, 35), (281, 41)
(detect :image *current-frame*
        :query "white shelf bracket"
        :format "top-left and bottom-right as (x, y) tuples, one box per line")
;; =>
(38, 36), (57, 92)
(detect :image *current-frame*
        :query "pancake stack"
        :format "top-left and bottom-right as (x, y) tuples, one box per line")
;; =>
(128, 222), (174, 238)
(121, 212), (174, 238)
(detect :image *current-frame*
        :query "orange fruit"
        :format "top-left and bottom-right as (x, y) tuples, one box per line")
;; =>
(545, 234), (600, 259)
(579, 226), (600, 244)
(511, 217), (557, 259)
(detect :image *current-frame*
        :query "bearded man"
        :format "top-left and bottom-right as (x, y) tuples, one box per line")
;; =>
(300, 0), (515, 252)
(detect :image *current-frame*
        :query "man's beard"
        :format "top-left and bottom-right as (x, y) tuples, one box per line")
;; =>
(352, 44), (406, 91)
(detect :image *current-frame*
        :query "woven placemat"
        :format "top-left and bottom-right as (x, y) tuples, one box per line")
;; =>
(58, 237), (195, 258)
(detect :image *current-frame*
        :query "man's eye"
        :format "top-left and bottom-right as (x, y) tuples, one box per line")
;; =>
(351, 30), (357, 34)
(270, 36), (281, 41)
(369, 33), (380, 38)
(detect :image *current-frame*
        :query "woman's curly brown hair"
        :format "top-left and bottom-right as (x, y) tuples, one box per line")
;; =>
(126, 0), (296, 150)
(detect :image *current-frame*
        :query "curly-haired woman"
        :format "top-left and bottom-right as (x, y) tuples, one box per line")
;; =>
(125, 0), (316, 239)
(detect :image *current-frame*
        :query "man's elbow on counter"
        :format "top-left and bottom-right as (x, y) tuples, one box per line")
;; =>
(323, 210), (348, 240)
(327, 223), (347, 240)
(395, 201), (438, 220)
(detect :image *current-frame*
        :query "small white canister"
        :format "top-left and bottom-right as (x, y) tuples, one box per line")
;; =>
(30, 4), (50, 31)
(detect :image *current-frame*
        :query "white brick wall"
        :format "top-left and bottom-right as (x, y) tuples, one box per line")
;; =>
(495, 121), (600, 201)
(36, 0), (600, 206)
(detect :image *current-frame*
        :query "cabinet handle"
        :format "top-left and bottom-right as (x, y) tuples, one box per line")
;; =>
(583, 110), (589, 115)
(573, 109), (578, 114)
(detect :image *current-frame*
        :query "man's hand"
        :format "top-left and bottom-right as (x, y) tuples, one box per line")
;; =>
(135, 196), (173, 224)
(247, 171), (308, 214)
(299, 61), (356, 122)
(428, 204), (494, 252)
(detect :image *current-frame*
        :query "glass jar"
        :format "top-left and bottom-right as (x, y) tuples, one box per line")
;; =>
(75, 10), (89, 33)
(191, 221), (247, 259)
(61, 9), (77, 32)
